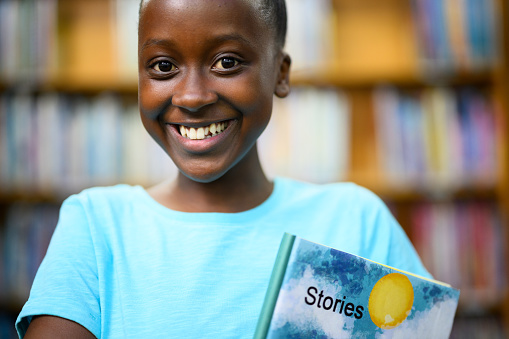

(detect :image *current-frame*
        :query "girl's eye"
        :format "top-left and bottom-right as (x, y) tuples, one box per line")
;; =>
(153, 61), (176, 73)
(213, 57), (239, 70)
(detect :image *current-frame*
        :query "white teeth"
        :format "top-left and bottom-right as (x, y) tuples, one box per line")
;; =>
(179, 121), (228, 140)
(197, 127), (205, 139)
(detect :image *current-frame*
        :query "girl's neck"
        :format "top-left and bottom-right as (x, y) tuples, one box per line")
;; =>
(146, 148), (273, 213)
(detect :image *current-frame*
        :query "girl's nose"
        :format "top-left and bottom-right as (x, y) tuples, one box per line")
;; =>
(171, 71), (218, 112)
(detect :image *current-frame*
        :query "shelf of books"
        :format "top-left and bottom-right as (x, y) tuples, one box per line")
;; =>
(0, 0), (508, 337)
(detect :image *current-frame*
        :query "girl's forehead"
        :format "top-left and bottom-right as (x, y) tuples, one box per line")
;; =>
(140, 0), (262, 14)
(139, 0), (273, 45)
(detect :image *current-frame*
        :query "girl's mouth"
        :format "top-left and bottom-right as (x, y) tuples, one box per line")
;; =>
(178, 120), (231, 140)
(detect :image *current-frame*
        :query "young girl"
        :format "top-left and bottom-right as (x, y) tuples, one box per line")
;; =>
(16, 0), (430, 337)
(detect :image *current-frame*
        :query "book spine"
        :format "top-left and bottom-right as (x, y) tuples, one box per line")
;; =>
(1, 202), (59, 305)
(258, 87), (351, 184)
(253, 233), (296, 339)
(412, 0), (498, 72)
(410, 202), (506, 308)
(373, 87), (498, 188)
(0, 92), (185, 195)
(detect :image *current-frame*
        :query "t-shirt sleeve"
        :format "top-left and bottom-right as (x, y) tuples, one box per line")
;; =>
(15, 195), (101, 338)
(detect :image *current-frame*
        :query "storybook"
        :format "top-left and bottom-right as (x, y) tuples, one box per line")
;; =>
(254, 233), (460, 339)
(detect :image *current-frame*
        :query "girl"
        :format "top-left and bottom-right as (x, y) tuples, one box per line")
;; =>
(17, 0), (430, 337)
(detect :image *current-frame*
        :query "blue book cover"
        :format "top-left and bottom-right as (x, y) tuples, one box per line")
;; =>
(255, 233), (460, 338)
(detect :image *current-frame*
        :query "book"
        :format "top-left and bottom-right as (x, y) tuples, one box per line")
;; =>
(372, 86), (498, 189)
(411, 202), (506, 308)
(411, 0), (498, 73)
(255, 233), (460, 338)
(258, 87), (350, 184)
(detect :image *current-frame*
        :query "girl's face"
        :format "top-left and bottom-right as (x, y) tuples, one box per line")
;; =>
(138, 0), (290, 183)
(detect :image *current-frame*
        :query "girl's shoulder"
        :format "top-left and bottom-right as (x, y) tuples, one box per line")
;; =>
(276, 177), (382, 206)
(63, 184), (146, 210)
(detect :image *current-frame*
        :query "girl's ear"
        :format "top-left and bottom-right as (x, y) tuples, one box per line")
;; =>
(275, 52), (291, 98)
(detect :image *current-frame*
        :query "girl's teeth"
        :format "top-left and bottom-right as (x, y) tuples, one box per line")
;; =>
(180, 121), (228, 140)
(180, 126), (187, 137)
(197, 127), (205, 139)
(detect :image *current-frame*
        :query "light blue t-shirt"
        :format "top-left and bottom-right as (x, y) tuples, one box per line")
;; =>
(16, 178), (430, 338)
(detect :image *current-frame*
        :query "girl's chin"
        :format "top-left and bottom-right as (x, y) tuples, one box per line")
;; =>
(176, 162), (232, 184)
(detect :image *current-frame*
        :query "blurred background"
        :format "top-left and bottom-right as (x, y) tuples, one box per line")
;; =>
(0, 0), (507, 337)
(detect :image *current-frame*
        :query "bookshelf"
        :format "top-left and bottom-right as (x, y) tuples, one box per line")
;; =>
(0, 0), (508, 337)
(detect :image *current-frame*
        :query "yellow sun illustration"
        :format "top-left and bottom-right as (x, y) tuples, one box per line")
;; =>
(368, 273), (414, 329)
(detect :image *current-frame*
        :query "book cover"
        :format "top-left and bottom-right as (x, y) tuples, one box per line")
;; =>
(255, 233), (460, 339)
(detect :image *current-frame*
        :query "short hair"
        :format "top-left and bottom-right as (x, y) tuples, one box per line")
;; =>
(258, 0), (287, 48)
(139, 0), (287, 48)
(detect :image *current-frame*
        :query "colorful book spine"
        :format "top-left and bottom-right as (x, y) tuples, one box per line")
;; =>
(412, 0), (498, 73)
(410, 202), (506, 309)
(1, 86), (499, 194)
(285, 0), (335, 73)
(0, 88), (351, 195)
(373, 87), (498, 188)
(0, 93), (178, 196)
(0, 203), (59, 306)
(258, 87), (351, 184)
(0, 0), (58, 83)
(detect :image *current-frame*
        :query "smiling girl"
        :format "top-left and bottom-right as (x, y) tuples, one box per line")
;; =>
(16, 1), (430, 338)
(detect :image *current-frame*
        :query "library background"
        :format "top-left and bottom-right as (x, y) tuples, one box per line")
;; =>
(0, 0), (507, 337)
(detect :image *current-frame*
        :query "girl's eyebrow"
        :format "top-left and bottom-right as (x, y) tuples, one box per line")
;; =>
(140, 38), (175, 53)
(210, 34), (253, 47)
(140, 34), (254, 53)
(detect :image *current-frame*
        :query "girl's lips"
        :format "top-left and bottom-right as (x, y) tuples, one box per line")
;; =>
(166, 119), (237, 153)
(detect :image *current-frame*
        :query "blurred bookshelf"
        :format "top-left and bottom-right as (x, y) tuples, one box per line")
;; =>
(0, 0), (508, 337)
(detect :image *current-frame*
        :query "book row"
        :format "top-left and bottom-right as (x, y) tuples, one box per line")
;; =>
(0, 202), (59, 306)
(412, 0), (499, 73)
(374, 87), (499, 189)
(0, 0), (500, 85)
(0, 86), (501, 195)
(284, 0), (335, 72)
(409, 201), (506, 311)
(259, 87), (351, 184)
(0, 92), (177, 196)
(267, 0), (500, 74)
(0, 0), (59, 84)
(0, 89), (351, 195)
(0, 0), (139, 84)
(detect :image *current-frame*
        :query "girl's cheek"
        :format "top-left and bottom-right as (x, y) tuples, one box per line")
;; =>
(219, 76), (265, 107)
(139, 83), (172, 119)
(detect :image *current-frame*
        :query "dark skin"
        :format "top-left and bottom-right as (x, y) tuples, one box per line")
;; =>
(23, 0), (290, 336)
(24, 316), (94, 339)
(139, 0), (291, 212)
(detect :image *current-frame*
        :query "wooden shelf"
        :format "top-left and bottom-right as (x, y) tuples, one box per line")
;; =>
(0, 179), (499, 205)
(0, 67), (495, 95)
(346, 170), (498, 200)
(47, 77), (138, 94)
(290, 68), (495, 88)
